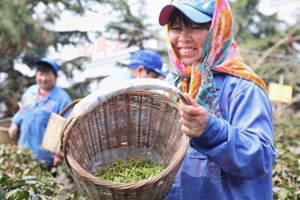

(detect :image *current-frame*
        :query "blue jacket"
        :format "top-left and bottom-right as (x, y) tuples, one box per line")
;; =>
(97, 68), (166, 94)
(165, 72), (276, 200)
(98, 68), (134, 90)
(12, 84), (71, 166)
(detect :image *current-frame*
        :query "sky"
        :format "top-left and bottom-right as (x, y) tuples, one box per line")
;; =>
(11, 0), (300, 88)
(50, 0), (300, 31)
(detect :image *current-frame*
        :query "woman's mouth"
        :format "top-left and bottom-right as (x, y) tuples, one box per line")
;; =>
(179, 48), (196, 53)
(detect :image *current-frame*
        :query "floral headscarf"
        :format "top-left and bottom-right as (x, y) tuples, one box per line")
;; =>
(165, 0), (267, 116)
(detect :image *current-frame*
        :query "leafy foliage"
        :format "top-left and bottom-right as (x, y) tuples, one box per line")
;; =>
(273, 115), (300, 199)
(0, 0), (168, 118)
(229, 0), (300, 110)
(1, 114), (300, 199)
(0, 145), (74, 199)
(104, 0), (160, 50)
(0, 0), (90, 118)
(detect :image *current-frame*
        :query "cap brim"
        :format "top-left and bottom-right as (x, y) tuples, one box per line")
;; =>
(35, 59), (59, 73)
(159, 4), (212, 26)
(153, 68), (166, 78)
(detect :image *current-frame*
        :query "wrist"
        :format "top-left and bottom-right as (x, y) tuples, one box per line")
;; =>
(55, 154), (63, 160)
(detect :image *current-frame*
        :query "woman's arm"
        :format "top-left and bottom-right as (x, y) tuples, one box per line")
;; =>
(182, 84), (276, 179)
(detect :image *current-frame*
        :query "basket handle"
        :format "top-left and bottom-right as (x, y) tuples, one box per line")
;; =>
(72, 78), (189, 119)
(59, 98), (82, 116)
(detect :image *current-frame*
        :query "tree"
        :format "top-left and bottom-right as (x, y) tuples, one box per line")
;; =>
(0, 0), (169, 118)
(104, 0), (168, 57)
(230, 0), (300, 111)
(0, 0), (108, 117)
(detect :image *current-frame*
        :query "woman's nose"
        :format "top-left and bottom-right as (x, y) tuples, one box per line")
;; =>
(179, 30), (191, 42)
(39, 75), (47, 81)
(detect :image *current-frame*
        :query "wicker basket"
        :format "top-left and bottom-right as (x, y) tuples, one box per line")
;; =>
(42, 99), (82, 153)
(0, 117), (18, 146)
(61, 79), (190, 200)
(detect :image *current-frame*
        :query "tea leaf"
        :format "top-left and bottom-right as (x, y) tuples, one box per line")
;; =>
(0, 188), (5, 200)
(15, 190), (30, 200)
(94, 157), (164, 183)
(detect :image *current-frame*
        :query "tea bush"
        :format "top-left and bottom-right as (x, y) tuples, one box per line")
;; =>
(1, 114), (299, 199)
(273, 115), (300, 199)
(0, 145), (75, 199)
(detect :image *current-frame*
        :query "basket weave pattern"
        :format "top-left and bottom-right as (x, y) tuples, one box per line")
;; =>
(62, 90), (189, 200)
(0, 118), (18, 146)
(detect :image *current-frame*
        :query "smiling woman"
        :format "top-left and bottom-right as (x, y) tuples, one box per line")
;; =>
(158, 0), (276, 199)
(167, 9), (211, 66)
(8, 58), (72, 170)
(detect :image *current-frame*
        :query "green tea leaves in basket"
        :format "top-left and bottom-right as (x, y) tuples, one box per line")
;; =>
(94, 157), (165, 183)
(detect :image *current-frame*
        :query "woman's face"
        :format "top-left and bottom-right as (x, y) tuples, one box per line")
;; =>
(35, 70), (57, 91)
(168, 18), (209, 66)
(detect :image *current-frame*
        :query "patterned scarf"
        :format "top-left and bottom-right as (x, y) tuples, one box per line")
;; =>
(165, 0), (267, 116)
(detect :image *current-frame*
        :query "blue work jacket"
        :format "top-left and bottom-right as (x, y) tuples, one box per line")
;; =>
(98, 68), (134, 90)
(12, 84), (71, 166)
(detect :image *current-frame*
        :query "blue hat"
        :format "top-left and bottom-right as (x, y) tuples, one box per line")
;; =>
(159, 0), (215, 26)
(34, 58), (60, 74)
(129, 50), (166, 77)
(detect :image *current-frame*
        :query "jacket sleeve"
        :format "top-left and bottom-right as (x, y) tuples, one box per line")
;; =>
(11, 110), (22, 126)
(190, 83), (276, 179)
(57, 92), (72, 118)
(11, 88), (31, 126)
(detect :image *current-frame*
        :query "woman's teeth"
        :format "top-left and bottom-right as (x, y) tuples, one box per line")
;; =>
(181, 48), (194, 53)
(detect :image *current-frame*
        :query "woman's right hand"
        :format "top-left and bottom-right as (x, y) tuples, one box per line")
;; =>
(179, 93), (210, 138)
(9, 124), (19, 139)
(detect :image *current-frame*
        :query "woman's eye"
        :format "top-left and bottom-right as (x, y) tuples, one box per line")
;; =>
(193, 25), (205, 29)
(170, 26), (180, 30)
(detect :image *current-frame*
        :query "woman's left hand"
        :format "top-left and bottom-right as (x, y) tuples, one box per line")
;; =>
(179, 93), (210, 138)
(53, 154), (64, 167)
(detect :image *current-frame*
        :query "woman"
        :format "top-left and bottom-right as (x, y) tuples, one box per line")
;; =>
(158, 0), (276, 199)
(9, 58), (72, 170)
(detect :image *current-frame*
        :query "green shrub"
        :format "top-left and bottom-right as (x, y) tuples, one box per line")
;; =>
(1, 114), (300, 199)
(273, 114), (300, 199)
(0, 145), (74, 200)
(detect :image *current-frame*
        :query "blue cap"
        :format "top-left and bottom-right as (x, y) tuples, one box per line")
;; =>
(34, 58), (60, 74)
(159, 0), (215, 26)
(129, 50), (166, 77)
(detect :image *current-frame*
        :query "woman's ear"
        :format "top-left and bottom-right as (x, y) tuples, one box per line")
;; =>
(135, 65), (145, 78)
(136, 65), (145, 72)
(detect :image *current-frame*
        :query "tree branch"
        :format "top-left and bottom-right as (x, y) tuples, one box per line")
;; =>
(253, 24), (300, 70)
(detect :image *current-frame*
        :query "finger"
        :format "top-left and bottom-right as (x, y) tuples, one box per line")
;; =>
(180, 116), (198, 128)
(180, 94), (203, 116)
(180, 113), (209, 137)
(180, 104), (202, 117)
(181, 117), (203, 132)
(9, 131), (16, 139)
(181, 125), (193, 136)
(183, 93), (201, 107)
(181, 124), (201, 138)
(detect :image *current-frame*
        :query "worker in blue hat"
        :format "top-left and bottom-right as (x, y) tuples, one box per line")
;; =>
(158, 0), (276, 199)
(9, 58), (72, 170)
(97, 49), (167, 90)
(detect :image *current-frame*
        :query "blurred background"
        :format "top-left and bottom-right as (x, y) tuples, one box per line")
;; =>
(0, 0), (299, 117)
